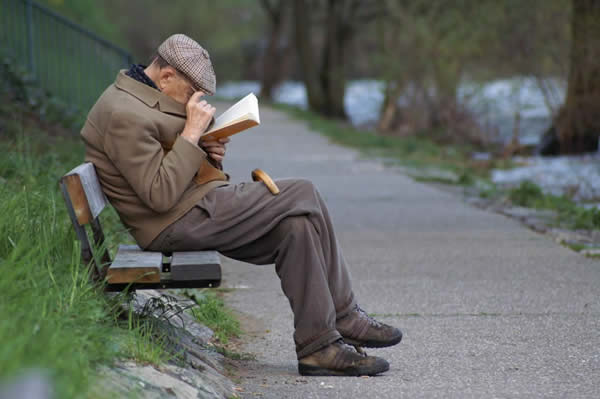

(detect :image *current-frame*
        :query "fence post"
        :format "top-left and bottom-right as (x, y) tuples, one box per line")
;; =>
(25, 0), (35, 74)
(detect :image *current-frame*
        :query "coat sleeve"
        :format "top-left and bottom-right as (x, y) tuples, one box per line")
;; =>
(103, 110), (206, 213)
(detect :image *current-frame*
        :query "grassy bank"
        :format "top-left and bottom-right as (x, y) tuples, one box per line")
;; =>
(504, 181), (600, 230)
(185, 290), (241, 345)
(0, 55), (169, 396)
(1, 132), (111, 396)
(0, 117), (174, 397)
(0, 58), (247, 396)
(273, 104), (600, 232)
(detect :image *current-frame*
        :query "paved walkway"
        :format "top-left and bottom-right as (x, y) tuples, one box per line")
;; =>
(215, 102), (600, 398)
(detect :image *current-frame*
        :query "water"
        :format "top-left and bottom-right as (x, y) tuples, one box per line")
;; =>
(218, 79), (385, 127)
(218, 79), (599, 203)
(217, 77), (563, 144)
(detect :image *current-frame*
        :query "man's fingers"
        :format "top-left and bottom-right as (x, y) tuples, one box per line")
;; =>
(205, 146), (225, 155)
(201, 138), (226, 160)
(202, 140), (223, 146)
(218, 137), (230, 144)
(210, 153), (224, 162)
(201, 138), (225, 147)
(197, 103), (215, 114)
(182, 93), (218, 142)
(190, 97), (210, 110)
(188, 91), (204, 104)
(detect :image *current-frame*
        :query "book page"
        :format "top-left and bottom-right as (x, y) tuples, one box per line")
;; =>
(204, 93), (259, 135)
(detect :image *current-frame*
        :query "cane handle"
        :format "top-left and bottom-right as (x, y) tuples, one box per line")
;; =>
(252, 169), (280, 195)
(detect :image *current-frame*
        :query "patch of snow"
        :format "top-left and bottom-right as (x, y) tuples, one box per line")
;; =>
(344, 80), (385, 126)
(472, 152), (492, 161)
(461, 77), (564, 119)
(461, 77), (565, 145)
(273, 81), (307, 109)
(492, 154), (600, 202)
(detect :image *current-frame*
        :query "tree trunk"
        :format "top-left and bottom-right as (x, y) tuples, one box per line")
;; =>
(377, 82), (402, 131)
(320, 0), (348, 118)
(293, 0), (353, 119)
(259, 1), (289, 101)
(293, 0), (327, 112)
(550, 0), (600, 154)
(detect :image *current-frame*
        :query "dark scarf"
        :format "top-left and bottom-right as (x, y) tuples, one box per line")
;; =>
(125, 64), (223, 171)
(126, 64), (158, 90)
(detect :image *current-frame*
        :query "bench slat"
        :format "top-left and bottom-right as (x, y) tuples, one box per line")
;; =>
(62, 163), (107, 225)
(105, 279), (221, 291)
(61, 163), (224, 291)
(171, 251), (221, 281)
(107, 245), (162, 284)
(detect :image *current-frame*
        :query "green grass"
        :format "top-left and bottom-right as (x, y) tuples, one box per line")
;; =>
(562, 242), (587, 252)
(508, 181), (600, 230)
(184, 289), (241, 345)
(212, 345), (256, 361)
(122, 320), (173, 366)
(508, 180), (546, 207)
(0, 110), (167, 397)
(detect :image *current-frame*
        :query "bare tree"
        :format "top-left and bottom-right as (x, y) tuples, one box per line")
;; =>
(543, 0), (600, 154)
(376, 0), (484, 144)
(258, 0), (292, 101)
(376, 0), (570, 150)
(293, 0), (384, 118)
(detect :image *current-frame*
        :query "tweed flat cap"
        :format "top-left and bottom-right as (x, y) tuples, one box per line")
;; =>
(158, 34), (216, 95)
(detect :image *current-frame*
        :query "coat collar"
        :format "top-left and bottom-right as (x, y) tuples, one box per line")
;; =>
(114, 70), (186, 117)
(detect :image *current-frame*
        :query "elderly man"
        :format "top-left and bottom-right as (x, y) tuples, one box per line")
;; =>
(81, 34), (401, 376)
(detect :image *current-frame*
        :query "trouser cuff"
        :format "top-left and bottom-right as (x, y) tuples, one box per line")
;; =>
(296, 329), (342, 360)
(335, 295), (357, 320)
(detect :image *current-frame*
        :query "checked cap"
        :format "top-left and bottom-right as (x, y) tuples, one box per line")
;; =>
(158, 34), (216, 95)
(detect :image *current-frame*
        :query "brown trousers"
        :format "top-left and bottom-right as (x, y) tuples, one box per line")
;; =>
(147, 179), (356, 358)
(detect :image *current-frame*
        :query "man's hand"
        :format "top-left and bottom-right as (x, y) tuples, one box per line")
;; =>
(181, 92), (215, 145)
(201, 137), (230, 162)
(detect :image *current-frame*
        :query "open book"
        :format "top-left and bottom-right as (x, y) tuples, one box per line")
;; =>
(201, 93), (260, 140)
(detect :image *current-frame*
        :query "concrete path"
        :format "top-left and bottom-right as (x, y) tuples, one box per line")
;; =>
(214, 102), (600, 398)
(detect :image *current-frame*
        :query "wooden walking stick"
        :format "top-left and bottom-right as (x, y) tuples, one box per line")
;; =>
(251, 169), (280, 195)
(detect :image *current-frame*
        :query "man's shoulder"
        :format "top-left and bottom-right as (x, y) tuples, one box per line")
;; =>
(92, 83), (150, 118)
(82, 85), (151, 147)
(86, 84), (155, 132)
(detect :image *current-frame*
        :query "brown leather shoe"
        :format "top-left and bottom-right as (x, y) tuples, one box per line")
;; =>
(337, 305), (402, 348)
(298, 340), (389, 376)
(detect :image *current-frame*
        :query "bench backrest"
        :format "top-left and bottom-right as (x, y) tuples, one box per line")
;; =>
(60, 163), (111, 280)
(61, 163), (108, 224)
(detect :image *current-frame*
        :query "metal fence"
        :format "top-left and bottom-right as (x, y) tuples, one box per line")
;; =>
(0, 0), (132, 112)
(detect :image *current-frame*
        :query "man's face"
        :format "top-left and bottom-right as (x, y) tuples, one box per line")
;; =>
(159, 66), (205, 104)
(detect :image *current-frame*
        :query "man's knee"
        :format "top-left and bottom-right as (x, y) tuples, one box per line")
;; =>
(284, 178), (319, 200)
(277, 215), (312, 236)
(294, 178), (316, 192)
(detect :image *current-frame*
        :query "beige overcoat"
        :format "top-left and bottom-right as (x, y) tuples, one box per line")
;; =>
(80, 71), (228, 248)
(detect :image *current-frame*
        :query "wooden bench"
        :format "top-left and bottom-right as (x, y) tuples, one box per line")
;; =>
(59, 162), (221, 291)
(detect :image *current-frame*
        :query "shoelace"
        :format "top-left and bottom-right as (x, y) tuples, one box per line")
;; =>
(335, 339), (368, 357)
(356, 306), (384, 329)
